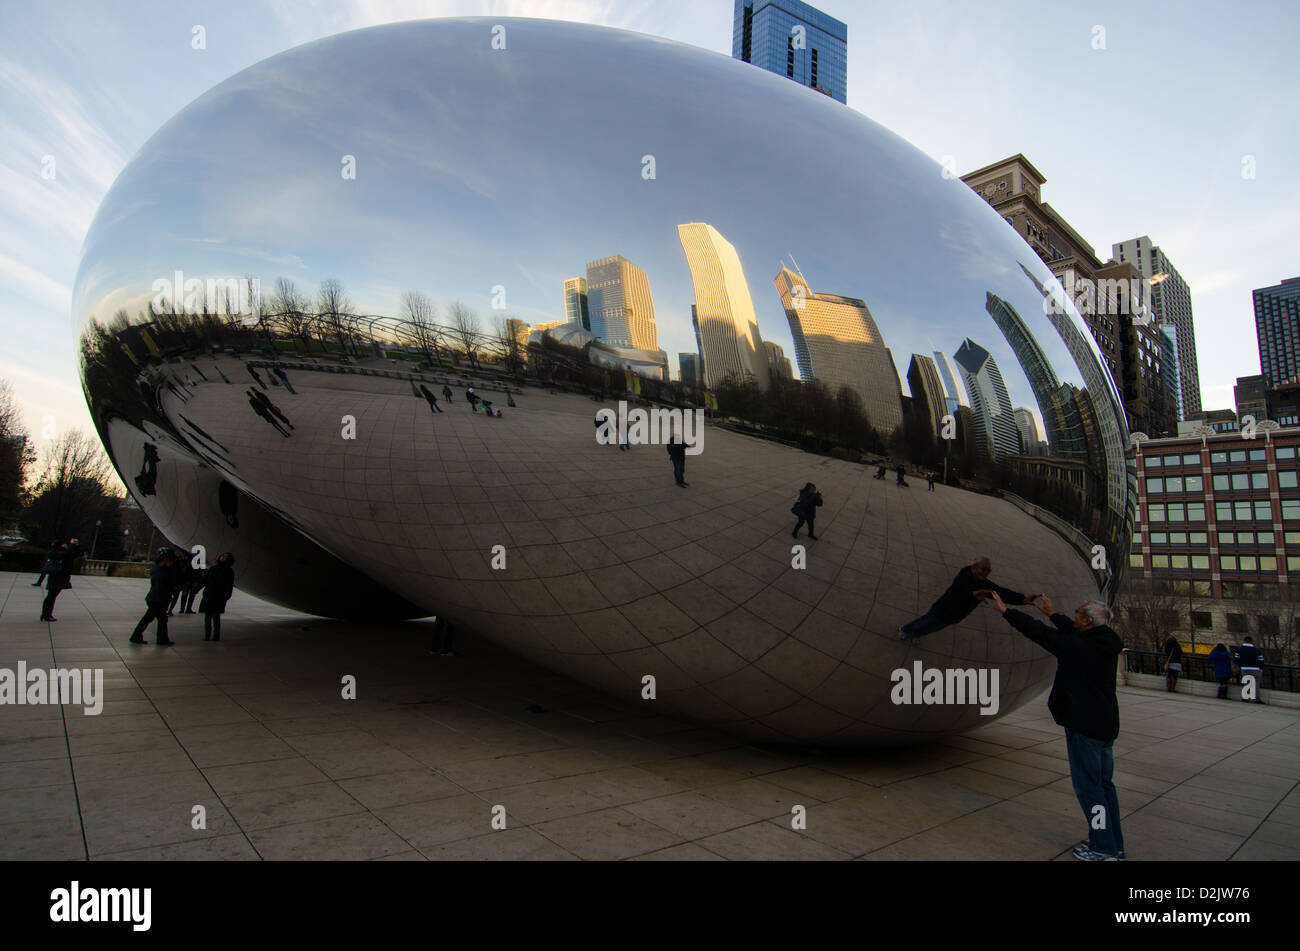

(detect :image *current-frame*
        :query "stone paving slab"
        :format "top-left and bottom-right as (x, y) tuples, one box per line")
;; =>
(0, 572), (1296, 860)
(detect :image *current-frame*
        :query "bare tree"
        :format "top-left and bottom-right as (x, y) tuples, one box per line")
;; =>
(0, 379), (36, 522)
(1115, 576), (1185, 652)
(317, 278), (355, 357)
(401, 290), (443, 366)
(24, 430), (115, 544)
(447, 301), (482, 370)
(270, 278), (315, 352)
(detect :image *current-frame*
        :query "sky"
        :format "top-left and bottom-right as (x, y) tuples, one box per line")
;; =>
(2, 0), (1297, 451)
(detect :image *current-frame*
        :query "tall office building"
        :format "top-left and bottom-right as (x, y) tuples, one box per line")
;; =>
(563, 277), (591, 331)
(677, 223), (770, 390)
(775, 262), (903, 435)
(1113, 236), (1200, 418)
(585, 255), (658, 351)
(953, 338), (1021, 462)
(764, 340), (794, 381)
(1252, 277), (1300, 388)
(1014, 408), (1044, 454)
(1160, 324), (1183, 422)
(933, 350), (970, 415)
(732, 0), (847, 104)
(907, 354), (948, 441)
(679, 353), (699, 389)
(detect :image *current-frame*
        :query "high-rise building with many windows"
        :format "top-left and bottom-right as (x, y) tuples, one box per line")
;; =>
(1113, 236), (1200, 419)
(677, 223), (769, 391)
(775, 262), (902, 435)
(732, 0), (847, 104)
(585, 255), (657, 351)
(1252, 277), (1300, 389)
(953, 338), (1020, 462)
(563, 276), (591, 331)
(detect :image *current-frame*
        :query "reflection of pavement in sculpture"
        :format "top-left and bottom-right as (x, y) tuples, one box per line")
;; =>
(139, 360), (1098, 747)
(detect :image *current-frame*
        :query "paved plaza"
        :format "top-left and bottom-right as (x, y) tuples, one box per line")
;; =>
(1, 572), (1297, 861)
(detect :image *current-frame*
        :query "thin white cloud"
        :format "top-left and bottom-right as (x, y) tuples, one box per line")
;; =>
(0, 250), (72, 311)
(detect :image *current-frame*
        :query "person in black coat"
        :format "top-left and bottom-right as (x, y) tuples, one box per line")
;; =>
(987, 591), (1125, 861)
(791, 483), (823, 539)
(1207, 643), (1233, 699)
(39, 539), (80, 621)
(1163, 636), (1183, 692)
(419, 384), (443, 414)
(32, 541), (60, 586)
(1234, 637), (1265, 704)
(199, 552), (235, 641)
(898, 557), (1039, 642)
(666, 436), (688, 486)
(129, 549), (178, 645)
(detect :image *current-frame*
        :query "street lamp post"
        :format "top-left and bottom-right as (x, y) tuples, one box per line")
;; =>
(90, 519), (102, 560)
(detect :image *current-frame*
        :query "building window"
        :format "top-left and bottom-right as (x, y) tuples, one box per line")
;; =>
(1280, 471), (1298, 488)
(1191, 611), (1213, 629)
(1147, 478), (1164, 494)
(1187, 503), (1205, 521)
(1258, 615), (1280, 636)
(1149, 504), (1166, 522)
(1185, 475), (1203, 492)
(1260, 556), (1277, 571)
(1231, 473), (1249, 490)
(1128, 553), (1144, 568)
(1227, 613), (1248, 633)
(1213, 474), (1229, 491)
(1211, 451), (1228, 465)
(1182, 454), (1199, 465)
(1151, 554), (1169, 568)
(1191, 554), (1210, 570)
(1251, 472), (1269, 490)
(1221, 555), (1237, 569)
(1277, 447), (1296, 460)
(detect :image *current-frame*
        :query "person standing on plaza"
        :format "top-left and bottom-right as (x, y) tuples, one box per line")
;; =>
(1235, 637), (1265, 704)
(986, 591), (1125, 861)
(666, 434), (688, 486)
(199, 552), (236, 642)
(39, 538), (80, 621)
(791, 482), (822, 540)
(1163, 636), (1183, 693)
(129, 549), (178, 646)
(1207, 643), (1233, 699)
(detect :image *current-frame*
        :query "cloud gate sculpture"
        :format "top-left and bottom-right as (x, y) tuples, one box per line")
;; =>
(74, 18), (1134, 747)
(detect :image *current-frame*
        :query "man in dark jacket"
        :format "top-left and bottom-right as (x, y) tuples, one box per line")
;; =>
(987, 591), (1125, 861)
(129, 550), (178, 646)
(666, 436), (688, 486)
(1234, 637), (1265, 704)
(898, 557), (1039, 642)
(39, 538), (81, 621)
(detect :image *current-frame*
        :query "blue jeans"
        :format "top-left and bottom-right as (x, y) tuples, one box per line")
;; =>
(899, 610), (948, 639)
(1065, 728), (1123, 856)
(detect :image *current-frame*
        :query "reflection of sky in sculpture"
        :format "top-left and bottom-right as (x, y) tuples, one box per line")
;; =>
(73, 17), (1118, 453)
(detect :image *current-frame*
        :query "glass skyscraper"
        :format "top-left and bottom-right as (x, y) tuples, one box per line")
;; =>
(1252, 277), (1300, 388)
(563, 277), (590, 331)
(733, 0), (847, 104)
(678, 223), (770, 391)
(585, 255), (658, 351)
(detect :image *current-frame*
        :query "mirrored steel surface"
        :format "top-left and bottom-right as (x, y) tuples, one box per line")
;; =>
(74, 18), (1133, 746)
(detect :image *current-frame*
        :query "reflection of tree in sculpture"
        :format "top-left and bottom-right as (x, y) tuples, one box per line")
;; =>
(134, 443), (160, 497)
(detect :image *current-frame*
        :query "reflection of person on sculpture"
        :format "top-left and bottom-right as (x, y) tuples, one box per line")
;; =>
(898, 557), (1039, 642)
(986, 591), (1125, 861)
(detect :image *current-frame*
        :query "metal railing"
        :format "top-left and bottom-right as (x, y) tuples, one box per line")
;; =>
(1124, 649), (1299, 693)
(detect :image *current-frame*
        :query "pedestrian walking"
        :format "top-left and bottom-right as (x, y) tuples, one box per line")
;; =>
(129, 549), (178, 645)
(1207, 643), (1233, 699)
(987, 592), (1125, 861)
(666, 434), (688, 486)
(791, 483), (823, 539)
(199, 552), (235, 641)
(927, 471), (936, 491)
